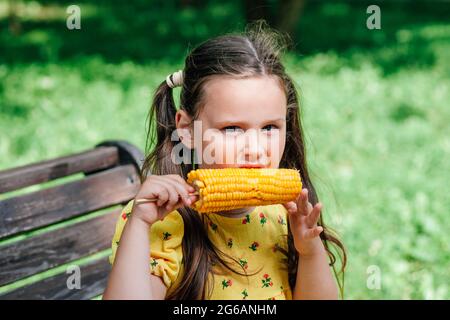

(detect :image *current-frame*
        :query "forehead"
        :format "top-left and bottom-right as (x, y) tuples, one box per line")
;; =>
(200, 75), (287, 124)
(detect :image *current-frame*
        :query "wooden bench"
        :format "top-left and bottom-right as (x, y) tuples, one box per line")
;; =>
(0, 141), (144, 299)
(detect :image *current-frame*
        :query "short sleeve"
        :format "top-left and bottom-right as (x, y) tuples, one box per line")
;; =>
(109, 199), (185, 290)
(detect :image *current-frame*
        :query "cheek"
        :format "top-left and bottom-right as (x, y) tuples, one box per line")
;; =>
(200, 132), (231, 168)
(268, 130), (286, 165)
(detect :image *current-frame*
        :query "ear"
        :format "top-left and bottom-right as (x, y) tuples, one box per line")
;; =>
(175, 109), (194, 149)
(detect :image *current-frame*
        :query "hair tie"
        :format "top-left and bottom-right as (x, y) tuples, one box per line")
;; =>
(166, 70), (184, 88)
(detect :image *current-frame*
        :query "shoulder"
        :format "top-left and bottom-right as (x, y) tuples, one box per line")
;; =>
(125, 199), (185, 240)
(110, 200), (185, 262)
(118, 199), (184, 232)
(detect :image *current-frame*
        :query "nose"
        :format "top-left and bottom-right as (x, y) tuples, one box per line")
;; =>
(243, 130), (265, 163)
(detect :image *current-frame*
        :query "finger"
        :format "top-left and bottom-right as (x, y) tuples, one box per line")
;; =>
(304, 226), (323, 239)
(188, 194), (199, 205)
(306, 202), (313, 216)
(282, 202), (291, 211)
(165, 175), (198, 206)
(166, 174), (196, 193)
(296, 189), (309, 216)
(155, 176), (192, 206)
(283, 201), (297, 215)
(170, 197), (192, 213)
(155, 176), (192, 202)
(149, 181), (170, 207)
(151, 179), (180, 210)
(306, 203), (322, 228)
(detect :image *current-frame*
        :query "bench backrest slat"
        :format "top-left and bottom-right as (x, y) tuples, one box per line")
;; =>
(0, 209), (119, 287)
(0, 147), (119, 194)
(0, 164), (139, 239)
(0, 257), (111, 300)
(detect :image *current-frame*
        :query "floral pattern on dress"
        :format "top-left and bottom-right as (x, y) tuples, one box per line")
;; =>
(222, 279), (233, 289)
(239, 258), (248, 270)
(150, 258), (158, 269)
(242, 214), (251, 224)
(261, 274), (273, 288)
(122, 211), (131, 220)
(259, 212), (267, 226)
(111, 201), (293, 300)
(249, 241), (260, 251)
(209, 221), (218, 232)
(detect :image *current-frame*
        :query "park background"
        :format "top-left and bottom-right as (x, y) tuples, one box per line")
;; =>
(0, 0), (449, 299)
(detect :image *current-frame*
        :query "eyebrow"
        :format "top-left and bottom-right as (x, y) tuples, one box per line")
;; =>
(215, 118), (286, 127)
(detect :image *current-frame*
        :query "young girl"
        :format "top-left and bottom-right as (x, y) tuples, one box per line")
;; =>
(103, 22), (347, 300)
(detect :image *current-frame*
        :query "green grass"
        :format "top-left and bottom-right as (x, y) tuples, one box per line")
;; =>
(298, 53), (450, 299)
(0, 0), (449, 300)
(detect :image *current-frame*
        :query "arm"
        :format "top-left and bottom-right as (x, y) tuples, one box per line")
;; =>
(283, 189), (340, 300)
(293, 238), (338, 300)
(103, 174), (197, 300)
(103, 216), (167, 300)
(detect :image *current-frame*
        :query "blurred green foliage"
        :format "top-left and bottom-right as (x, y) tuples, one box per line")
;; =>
(0, 0), (449, 299)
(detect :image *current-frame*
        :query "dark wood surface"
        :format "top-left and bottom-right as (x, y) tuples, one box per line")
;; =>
(95, 140), (145, 175)
(0, 141), (144, 299)
(0, 164), (139, 239)
(0, 209), (120, 287)
(0, 257), (112, 300)
(0, 147), (119, 194)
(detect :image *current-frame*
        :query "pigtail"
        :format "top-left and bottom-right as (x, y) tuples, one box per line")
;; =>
(141, 81), (178, 180)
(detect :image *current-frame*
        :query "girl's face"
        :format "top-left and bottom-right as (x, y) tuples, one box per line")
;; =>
(177, 75), (287, 169)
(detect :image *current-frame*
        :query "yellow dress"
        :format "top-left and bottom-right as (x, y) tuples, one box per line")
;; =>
(109, 199), (293, 300)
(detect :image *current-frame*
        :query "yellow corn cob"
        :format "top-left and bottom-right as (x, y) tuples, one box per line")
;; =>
(187, 168), (302, 213)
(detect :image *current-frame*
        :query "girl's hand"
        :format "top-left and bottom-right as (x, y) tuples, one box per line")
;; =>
(283, 188), (324, 257)
(131, 174), (198, 226)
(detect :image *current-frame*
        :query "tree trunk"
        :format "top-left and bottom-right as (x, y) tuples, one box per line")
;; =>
(8, 0), (22, 36)
(244, 0), (274, 26)
(276, 0), (306, 39)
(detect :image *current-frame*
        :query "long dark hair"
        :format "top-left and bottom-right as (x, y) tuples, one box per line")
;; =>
(140, 20), (347, 300)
